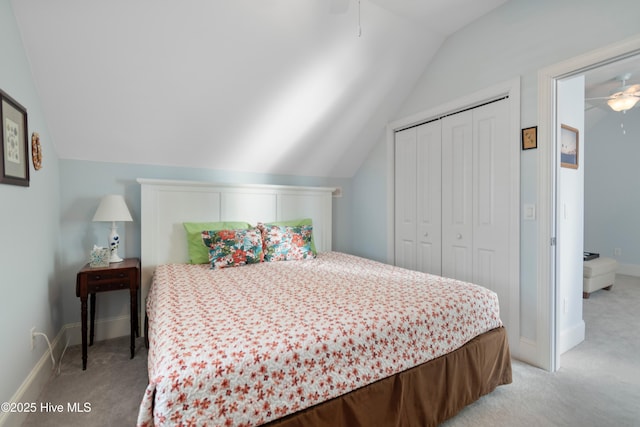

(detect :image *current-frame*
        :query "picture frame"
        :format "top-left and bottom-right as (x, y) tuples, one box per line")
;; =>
(521, 126), (537, 150)
(0, 90), (29, 186)
(90, 246), (111, 268)
(560, 124), (579, 169)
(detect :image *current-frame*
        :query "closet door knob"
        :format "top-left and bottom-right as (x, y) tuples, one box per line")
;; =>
(424, 232), (429, 237)
(456, 233), (462, 240)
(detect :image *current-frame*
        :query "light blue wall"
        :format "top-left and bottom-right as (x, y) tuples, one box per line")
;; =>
(58, 159), (353, 324)
(584, 107), (640, 265)
(351, 0), (640, 343)
(350, 137), (388, 262)
(0, 0), (61, 406)
(557, 75), (585, 347)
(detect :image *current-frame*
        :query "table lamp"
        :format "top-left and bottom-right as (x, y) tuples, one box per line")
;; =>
(92, 194), (133, 263)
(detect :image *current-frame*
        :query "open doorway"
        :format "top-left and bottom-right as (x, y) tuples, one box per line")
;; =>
(556, 55), (640, 365)
(537, 36), (640, 372)
(581, 57), (640, 280)
(556, 54), (640, 354)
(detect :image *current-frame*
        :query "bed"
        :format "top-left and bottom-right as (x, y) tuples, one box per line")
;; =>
(136, 179), (512, 427)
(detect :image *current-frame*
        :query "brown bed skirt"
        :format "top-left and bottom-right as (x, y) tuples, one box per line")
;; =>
(266, 327), (512, 427)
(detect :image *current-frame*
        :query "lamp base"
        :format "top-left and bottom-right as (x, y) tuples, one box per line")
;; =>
(110, 252), (124, 263)
(108, 222), (124, 263)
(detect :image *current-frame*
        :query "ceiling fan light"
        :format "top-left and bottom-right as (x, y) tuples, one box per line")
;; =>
(622, 84), (640, 95)
(607, 95), (639, 112)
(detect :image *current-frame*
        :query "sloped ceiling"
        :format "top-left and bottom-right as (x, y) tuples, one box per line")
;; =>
(11, 0), (506, 178)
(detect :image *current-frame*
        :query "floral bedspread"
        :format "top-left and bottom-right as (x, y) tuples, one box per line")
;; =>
(137, 252), (502, 427)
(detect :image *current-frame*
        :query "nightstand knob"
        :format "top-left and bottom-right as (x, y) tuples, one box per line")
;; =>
(95, 275), (101, 280)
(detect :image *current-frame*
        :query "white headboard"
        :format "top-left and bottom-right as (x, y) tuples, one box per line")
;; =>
(137, 178), (335, 331)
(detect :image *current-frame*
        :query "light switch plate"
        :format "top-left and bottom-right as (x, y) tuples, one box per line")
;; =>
(524, 204), (536, 220)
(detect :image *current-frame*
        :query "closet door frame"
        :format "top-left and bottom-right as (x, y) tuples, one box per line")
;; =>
(386, 77), (522, 360)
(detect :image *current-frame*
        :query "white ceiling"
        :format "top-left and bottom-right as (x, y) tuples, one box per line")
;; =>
(11, 0), (507, 178)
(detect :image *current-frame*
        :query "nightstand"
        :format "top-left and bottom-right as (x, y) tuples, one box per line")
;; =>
(76, 257), (140, 370)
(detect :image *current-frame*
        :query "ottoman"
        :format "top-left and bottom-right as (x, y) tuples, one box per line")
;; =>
(583, 257), (618, 299)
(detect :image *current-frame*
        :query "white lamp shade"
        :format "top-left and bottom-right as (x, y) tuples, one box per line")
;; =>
(92, 195), (133, 222)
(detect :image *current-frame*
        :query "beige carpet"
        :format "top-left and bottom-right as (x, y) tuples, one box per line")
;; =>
(23, 275), (640, 426)
(22, 335), (148, 427)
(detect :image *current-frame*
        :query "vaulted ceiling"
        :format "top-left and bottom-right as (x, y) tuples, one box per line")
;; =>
(11, 0), (507, 177)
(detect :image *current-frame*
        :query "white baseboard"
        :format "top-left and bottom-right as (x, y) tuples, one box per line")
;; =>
(616, 263), (640, 278)
(514, 337), (543, 368)
(0, 316), (132, 427)
(558, 320), (585, 355)
(0, 327), (66, 427)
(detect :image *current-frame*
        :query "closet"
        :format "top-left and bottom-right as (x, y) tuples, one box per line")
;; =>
(395, 99), (511, 293)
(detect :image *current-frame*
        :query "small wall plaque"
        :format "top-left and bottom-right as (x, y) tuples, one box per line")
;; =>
(521, 126), (537, 150)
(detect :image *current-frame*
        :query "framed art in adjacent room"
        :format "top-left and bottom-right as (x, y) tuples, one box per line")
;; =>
(560, 124), (579, 169)
(1, 89), (29, 186)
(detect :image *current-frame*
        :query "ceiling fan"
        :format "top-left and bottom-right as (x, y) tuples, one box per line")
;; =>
(587, 74), (640, 112)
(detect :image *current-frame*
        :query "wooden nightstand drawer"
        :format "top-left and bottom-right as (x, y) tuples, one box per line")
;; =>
(87, 280), (130, 293)
(86, 270), (129, 282)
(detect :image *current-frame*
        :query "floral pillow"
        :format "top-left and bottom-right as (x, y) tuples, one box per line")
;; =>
(184, 221), (252, 264)
(201, 227), (264, 268)
(258, 223), (316, 262)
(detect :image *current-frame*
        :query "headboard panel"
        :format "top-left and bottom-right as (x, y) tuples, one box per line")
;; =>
(137, 178), (335, 332)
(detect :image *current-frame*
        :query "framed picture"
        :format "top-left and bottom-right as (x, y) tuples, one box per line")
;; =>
(560, 124), (579, 169)
(1, 90), (29, 186)
(521, 126), (537, 150)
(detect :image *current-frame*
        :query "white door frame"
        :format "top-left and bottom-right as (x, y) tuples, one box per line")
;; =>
(537, 35), (640, 372)
(386, 77), (521, 358)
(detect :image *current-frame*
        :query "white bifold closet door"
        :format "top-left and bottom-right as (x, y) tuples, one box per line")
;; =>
(470, 100), (510, 296)
(395, 120), (441, 274)
(441, 110), (473, 281)
(394, 126), (418, 271)
(395, 99), (510, 308)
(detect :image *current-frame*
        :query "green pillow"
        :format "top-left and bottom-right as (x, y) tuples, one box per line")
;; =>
(183, 221), (252, 264)
(262, 218), (316, 254)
